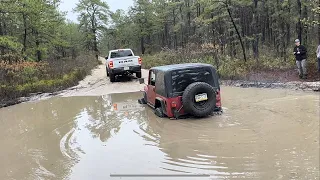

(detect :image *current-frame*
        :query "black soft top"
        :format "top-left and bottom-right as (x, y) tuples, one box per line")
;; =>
(150, 63), (215, 72)
(151, 63), (220, 97)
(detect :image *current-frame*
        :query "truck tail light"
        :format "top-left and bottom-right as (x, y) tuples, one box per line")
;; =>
(138, 57), (142, 64)
(109, 61), (114, 68)
(171, 101), (177, 108)
(113, 104), (117, 110)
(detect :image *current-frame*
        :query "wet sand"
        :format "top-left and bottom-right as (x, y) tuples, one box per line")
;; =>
(0, 87), (319, 180)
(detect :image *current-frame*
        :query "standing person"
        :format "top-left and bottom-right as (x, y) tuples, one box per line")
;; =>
(293, 39), (308, 79)
(317, 44), (320, 72)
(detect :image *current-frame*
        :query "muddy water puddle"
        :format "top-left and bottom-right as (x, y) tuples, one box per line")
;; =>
(0, 87), (319, 180)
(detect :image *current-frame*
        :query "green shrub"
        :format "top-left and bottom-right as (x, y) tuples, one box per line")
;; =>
(142, 49), (298, 80)
(0, 53), (98, 102)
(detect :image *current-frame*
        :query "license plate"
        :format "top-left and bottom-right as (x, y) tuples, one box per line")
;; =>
(113, 103), (139, 111)
(195, 93), (208, 102)
(124, 67), (129, 70)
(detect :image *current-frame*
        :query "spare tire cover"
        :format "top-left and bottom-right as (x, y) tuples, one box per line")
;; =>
(182, 82), (216, 117)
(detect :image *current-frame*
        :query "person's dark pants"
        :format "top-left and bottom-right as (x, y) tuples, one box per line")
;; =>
(318, 57), (320, 72)
(296, 59), (307, 78)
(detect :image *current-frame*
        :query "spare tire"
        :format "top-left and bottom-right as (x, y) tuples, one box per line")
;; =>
(182, 82), (216, 117)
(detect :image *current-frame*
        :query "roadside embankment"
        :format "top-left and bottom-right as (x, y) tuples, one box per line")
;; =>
(221, 80), (320, 91)
(0, 54), (100, 108)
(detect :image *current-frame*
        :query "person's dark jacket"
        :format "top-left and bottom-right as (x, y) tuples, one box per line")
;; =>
(293, 45), (307, 61)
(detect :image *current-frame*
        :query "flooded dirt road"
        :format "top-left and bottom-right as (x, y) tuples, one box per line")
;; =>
(0, 86), (319, 180)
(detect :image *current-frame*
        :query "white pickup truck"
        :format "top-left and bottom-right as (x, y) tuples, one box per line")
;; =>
(105, 49), (142, 82)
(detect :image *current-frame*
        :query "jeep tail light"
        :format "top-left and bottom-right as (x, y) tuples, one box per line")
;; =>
(216, 90), (221, 107)
(171, 101), (177, 108)
(109, 61), (114, 68)
(138, 57), (142, 64)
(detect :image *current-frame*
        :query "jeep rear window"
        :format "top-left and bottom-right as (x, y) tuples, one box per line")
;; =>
(110, 50), (133, 58)
(171, 68), (214, 93)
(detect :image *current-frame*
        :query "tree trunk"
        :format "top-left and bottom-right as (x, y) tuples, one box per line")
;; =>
(146, 34), (151, 53)
(297, 0), (302, 43)
(186, 0), (190, 44)
(266, 6), (271, 45)
(0, 19), (2, 36)
(0, 15), (3, 55)
(319, 0), (320, 44)
(90, 7), (98, 60)
(286, 0), (291, 46)
(252, 0), (259, 60)
(35, 31), (41, 62)
(281, 21), (286, 58)
(180, 4), (184, 48)
(140, 36), (145, 54)
(303, 5), (308, 45)
(91, 28), (98, 59)
(318, 0), (320, 44)
(211, 13), (215, 47)
(22, 10), (27, 53)
(173, 9), (177, 50)
(72, 48), (76, 59)
(164, 22), (169, 48)
(93, 32), (98, 59)
(226, 4), (247, 62)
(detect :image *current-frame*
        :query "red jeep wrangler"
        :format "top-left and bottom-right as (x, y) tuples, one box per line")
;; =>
(138, 63), (222, 119)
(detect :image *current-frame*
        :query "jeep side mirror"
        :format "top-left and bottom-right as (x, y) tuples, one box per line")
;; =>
(138, 78), (145, 84)
(105, 56), (108, 60)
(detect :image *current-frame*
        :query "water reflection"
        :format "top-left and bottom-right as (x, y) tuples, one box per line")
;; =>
(0, 96), (97, 180)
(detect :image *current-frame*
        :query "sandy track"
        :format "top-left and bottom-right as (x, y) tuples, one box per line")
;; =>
(60, 58), (148, 97)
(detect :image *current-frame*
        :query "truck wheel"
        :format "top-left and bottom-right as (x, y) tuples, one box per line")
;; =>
(136, 72), (142, 78)
(138, 92), (147, 104)
(138, 98), (146, 104)
(155, 107), (165, 118)
(106, 68), (109, 77)
(143, 92), (147, 102)
(182, 82), (216, 117)
(110, 73), (116, 82)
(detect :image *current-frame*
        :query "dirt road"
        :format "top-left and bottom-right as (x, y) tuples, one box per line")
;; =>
(0, 58), (319, 180)
(60, 58), (148, 97)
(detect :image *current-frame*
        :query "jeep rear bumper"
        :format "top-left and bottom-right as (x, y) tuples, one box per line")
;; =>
(110, 65), (141, 75)
(172, 106), (222, 119)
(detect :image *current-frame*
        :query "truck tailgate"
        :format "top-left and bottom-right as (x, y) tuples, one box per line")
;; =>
(112, 56), (139, 68)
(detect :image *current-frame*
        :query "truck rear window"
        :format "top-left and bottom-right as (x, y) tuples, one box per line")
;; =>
(110, 50), (133, 58)
(171, 68), (214, 93)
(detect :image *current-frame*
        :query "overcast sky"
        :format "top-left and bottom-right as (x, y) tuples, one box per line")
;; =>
(59, 0), (133, 22)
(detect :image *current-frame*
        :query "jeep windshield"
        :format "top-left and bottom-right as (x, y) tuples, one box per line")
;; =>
(110, 50), (133, 58)
(171, 68), (215, 94)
